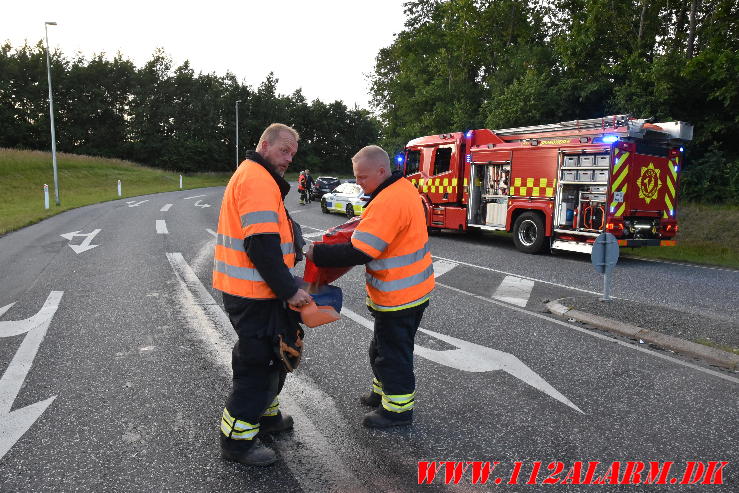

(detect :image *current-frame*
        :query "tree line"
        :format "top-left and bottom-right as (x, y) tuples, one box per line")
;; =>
(2, 1), (737, 203)
(371, 0), (738, 204)
(0, 44), (379, 174)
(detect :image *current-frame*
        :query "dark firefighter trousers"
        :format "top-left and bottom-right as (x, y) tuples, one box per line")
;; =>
(368, 306), (426, 413)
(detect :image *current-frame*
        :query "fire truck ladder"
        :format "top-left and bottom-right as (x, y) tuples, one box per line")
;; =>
(492, 115), (631, 136)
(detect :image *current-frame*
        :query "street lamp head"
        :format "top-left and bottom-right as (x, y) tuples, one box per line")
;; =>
(236, 100), (242, 103)
(45, 21), (57, 25)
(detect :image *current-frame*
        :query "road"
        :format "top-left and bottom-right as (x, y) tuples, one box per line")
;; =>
(0, 186), (736, 491)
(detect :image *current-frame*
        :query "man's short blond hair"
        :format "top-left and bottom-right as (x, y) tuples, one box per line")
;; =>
(257, 123), (300, 148)
(352, 145), (390, 170)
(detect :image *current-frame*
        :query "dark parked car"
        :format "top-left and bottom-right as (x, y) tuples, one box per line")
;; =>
(312, 176), (341, 198)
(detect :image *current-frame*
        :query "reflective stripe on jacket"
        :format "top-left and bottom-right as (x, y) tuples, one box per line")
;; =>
(350, 177), (434, 311)
(213, 159), (295, 299)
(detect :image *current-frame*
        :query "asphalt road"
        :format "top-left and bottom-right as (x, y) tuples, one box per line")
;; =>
(0, 186), (737, 492)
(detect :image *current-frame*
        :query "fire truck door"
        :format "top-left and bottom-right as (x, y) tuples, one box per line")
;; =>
(483, 164), (510, 227)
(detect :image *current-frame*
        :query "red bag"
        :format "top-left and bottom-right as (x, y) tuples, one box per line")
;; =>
(304, 216), (361, 285)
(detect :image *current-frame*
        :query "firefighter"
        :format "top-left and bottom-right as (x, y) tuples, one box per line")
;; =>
(297, 170), (307, 205)
(213, 123), (312, 466)
(306, 145), (434, 428)
(304, 169), (315, 203)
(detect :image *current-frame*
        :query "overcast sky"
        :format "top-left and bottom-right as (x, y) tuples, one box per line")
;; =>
(2, 0), (407, 109)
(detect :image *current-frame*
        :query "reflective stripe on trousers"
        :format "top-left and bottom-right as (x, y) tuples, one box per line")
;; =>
(221, 408), (259, 440)
(382, 391), (415, 413)
(262, 396), (279, 417)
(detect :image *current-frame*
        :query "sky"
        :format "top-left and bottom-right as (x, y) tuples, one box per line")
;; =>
(2, 0), (407, 109)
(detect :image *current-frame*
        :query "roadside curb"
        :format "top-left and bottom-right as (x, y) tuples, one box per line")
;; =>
(546, 300), (739, 371)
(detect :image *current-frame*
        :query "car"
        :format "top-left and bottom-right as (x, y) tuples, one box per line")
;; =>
(312, 176), (341, 198)
(320, 182), (369, 218)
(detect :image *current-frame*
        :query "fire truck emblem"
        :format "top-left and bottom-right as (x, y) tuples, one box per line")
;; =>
(637, 163), (663, 204)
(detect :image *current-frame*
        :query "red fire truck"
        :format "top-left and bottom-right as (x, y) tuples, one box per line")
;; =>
(400, 115), (693, 254)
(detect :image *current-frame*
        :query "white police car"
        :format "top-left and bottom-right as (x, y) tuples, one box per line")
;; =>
(320, 183), (369, 218)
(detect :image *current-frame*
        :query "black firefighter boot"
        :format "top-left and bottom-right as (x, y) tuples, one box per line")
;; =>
(260, 412), (294, 434)
(220, 434), (277, 467)
(362, 408), (413, 428)
(359, 391), (381, 407)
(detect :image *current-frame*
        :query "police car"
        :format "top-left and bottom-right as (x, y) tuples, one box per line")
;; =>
(320, 182), (369, 218)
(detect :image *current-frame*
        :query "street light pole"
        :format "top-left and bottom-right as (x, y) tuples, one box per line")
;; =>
(44, 21), (60, 206)
(235, 100), (241, 169)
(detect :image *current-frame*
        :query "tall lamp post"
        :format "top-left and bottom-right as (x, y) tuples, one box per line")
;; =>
(44, 21), (60, 206)
(235, 100), (241, 169)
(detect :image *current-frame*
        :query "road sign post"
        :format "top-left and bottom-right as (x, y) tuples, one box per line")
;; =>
(591, 232), (619, 301)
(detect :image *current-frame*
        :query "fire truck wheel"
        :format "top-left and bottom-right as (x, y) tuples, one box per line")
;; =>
(345, 204), (355, 218)
(321, 199), (329, 214)
(512, 212), (546, 254)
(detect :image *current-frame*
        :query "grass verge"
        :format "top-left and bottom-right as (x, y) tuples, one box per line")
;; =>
(0, 148), (232, 235)
(694, 338), (739, 356)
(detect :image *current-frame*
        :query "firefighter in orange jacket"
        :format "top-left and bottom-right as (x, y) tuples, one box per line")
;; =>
(307, 145), (434, 428)
(213, 123), (312, 466)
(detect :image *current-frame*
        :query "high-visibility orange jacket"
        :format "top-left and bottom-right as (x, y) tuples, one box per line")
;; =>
(350, 177), (434, 311)
(298, 174), (306, 191)
(213, 159), (296, 299)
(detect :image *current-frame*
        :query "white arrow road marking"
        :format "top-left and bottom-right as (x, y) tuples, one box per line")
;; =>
(60, 229), (101, 254)
(493, 275), (535, 307)
(0, 291), (63, 460)
(160, 203), (173, 212)
(125, 200), (149, 207)
(183, 194), (206, 200)
(432, 259), (458, 278)
(341, 306), (583, 414)
(156, 220), (169, 234)
(0, 303), (15, 319)
(193, 200), (211, 208)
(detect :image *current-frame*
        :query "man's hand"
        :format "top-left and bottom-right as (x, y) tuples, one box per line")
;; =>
(304, 243), (315, 262)
(287, 288), (312, 308)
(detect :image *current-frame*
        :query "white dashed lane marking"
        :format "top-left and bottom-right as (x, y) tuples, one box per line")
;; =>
(156, 220), (169, 234)
(493, 275), (535, 307)
(432, 260), (458, 278)
(160, 204), (173, 212)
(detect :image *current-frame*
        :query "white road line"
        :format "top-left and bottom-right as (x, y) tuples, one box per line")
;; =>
(432, 254), (603, 296)
(435, 281), (739, 385)
(624, 255), (738, 274)
(288, 209), (305, 214)
(493, 275), (535, 307)
(303, 231), (325, 238)
(156, 220), (168, 234)
(183, 194), (206, 200)
(432, 259), (458, 278)
(160, 204), (173, 212)
(166, 253), (367, 492)
(206, 228), (216, 237)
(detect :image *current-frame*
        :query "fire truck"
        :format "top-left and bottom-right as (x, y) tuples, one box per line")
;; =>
(400, 115), (693, 254)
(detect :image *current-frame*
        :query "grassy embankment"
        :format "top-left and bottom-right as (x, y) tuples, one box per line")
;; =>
(0, 148), (233, 235)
